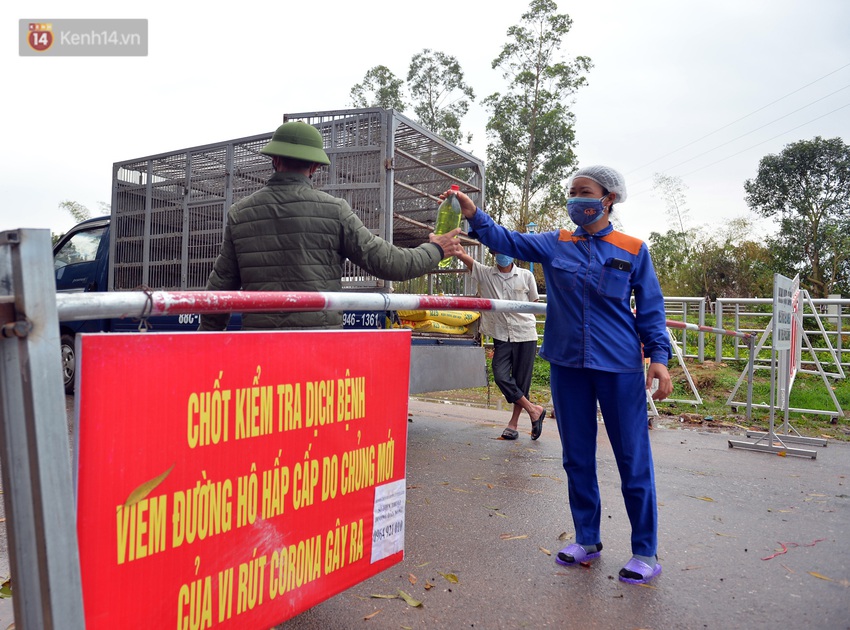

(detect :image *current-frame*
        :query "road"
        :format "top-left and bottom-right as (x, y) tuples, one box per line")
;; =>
(1, 397), (849, 629)
(276, 400), (850, 629)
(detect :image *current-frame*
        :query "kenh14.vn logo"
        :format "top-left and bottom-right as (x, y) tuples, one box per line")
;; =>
(27, 23), (53, 52)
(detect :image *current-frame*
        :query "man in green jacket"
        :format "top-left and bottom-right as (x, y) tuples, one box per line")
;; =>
(199, 121), (464, 330)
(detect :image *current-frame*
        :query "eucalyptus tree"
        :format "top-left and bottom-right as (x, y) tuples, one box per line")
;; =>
(648, 174), (693, 291)
(745, 136), (850, 297)
(652, 173), (691, 235)
(407, 49), (475, 146)
(483, 0), (591, 230)
(349, 65), (406, 111)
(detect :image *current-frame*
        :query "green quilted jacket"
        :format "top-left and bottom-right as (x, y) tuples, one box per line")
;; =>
(199, 171), (442, 330)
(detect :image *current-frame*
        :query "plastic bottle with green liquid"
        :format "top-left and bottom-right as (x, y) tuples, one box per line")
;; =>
(434, 184), (462, 268)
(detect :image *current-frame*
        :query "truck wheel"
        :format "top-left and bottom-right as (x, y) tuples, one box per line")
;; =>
(61, 334), (76, 394)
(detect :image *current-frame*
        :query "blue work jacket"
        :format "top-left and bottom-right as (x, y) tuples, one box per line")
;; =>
(468, 211), (671, 373)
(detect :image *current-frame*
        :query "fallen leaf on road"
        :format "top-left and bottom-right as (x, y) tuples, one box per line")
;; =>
(500, 534), (528, 541)
(685, 495), (715, 502)
(364, 610), (381, 620)
(397, 590), (423, 607)
(539, 546), (551, 556)
(808, 571), (833, 581)
(438, 572), (459, 584)
(408, 573), (417, 585)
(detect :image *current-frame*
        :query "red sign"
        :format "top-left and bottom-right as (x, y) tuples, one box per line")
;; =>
(76, 329), (412, 629)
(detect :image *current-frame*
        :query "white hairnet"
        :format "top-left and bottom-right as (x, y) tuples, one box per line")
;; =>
(569, 165), (628, 204)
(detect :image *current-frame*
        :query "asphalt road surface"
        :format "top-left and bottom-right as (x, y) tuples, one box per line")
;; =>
(1, 397), (848, 629)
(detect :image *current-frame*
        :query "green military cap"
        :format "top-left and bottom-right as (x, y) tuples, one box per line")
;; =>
(260, 121), (330, 165)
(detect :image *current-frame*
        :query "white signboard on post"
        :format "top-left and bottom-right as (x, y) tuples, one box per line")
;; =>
(772, 273), (794, 351)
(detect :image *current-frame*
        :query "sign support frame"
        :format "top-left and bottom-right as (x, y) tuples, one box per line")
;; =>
(0, 229), (85, 629)
(728, 274), (818, 458)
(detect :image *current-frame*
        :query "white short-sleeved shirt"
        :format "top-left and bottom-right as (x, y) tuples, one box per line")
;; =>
(469, 259), (539, 343)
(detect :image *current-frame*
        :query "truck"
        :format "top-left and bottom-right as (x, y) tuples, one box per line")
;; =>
(53, 107), (488, 394)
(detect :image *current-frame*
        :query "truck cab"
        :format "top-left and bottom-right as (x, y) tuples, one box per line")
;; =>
(53, 217), (111, 393)
(53, 217), (228, 393)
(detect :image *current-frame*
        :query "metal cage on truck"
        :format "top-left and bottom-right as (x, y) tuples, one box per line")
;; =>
(110, 107), (485, 293)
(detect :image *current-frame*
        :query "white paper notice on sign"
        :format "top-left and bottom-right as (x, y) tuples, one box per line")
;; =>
(371, 478), (406, 563)
(773, 273), (794, 351)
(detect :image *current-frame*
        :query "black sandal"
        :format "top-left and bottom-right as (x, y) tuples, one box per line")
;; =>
(531, 410), (546, 440)
(501, 427), (519, 440)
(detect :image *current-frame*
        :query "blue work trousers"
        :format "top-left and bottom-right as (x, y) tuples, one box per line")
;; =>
(550, 365), (657, 557)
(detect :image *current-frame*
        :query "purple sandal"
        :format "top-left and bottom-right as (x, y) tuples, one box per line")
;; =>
(555, 543), (602, 567)
(618, 558), (662, 584)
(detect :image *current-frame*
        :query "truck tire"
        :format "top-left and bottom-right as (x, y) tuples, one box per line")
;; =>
(61, 333), (76, 394)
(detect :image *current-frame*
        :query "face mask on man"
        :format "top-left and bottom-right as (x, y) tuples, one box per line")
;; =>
(567, 196), (607, 226)
(495, 254), (513, 267)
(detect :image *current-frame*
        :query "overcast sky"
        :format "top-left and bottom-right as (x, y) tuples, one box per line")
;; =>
(2, 0), (849, 244)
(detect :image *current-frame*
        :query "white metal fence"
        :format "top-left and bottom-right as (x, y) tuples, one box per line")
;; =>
(715, 297), (849, 368)
(526, 294), (848, 369)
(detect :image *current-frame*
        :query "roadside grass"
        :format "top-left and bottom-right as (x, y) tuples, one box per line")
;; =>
(413, 356), (850, 442)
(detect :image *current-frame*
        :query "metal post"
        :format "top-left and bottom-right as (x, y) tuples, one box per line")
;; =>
(0, 229), (85, 628)
(746, 334), (755, 423)
(526, 222), (536, 274)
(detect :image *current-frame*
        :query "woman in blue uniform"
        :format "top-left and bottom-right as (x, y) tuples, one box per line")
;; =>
(444, 165), (672, 584)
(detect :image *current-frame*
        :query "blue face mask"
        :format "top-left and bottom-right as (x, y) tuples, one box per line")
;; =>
(567, 196), (607, 227)
(495, 254), (513, 268)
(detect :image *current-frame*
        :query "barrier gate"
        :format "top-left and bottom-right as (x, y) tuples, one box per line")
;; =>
(0, 228), (546, 628)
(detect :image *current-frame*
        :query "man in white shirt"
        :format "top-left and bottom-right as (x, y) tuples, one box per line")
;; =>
(457, 250), (546, 440)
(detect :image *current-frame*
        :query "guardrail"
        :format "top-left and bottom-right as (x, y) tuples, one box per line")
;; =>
(528, 293), (847, 369)
(715, 297), (849, 369)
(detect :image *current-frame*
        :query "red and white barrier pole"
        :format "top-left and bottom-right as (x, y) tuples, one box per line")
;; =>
(666, 319), (754, 341)
(53, 290), (548, 322)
